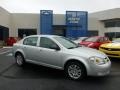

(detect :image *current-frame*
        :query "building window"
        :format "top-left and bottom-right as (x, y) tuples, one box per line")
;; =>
(88, 31), (98, 37)
(104, 19), (120, 28)
(18, 29), (37, 38)
(105, 32), (120, 40)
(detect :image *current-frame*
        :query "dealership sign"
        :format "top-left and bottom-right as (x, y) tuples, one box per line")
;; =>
(67, 17), (80, 24)
(66, 11), (88, 38)
(66, 11), (88, 29)
(41, 10), (53, 15)
(67, 11), (81, 24)
(40, 10), (53, 34)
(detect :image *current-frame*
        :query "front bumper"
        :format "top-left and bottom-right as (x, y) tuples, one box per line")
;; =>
(87, 61), (111, 76)
(99, 48), (120, 58)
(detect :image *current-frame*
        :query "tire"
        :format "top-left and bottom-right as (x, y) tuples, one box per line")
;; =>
(15, 53), (25, 67)
(65, 61), (86, 80)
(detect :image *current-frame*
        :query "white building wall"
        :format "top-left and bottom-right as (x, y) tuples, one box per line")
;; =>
(9, 13), (39, 37)
(53, 14), (65, 25)
(98, 21), (106, 36)
(89, 8), (120, 20)
(0, 7), (10, 27)
(88, 17), (100, 30)
(88, 17), (105, 36)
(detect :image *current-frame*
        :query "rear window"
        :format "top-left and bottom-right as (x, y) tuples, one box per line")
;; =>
(23, 37), (38, 46)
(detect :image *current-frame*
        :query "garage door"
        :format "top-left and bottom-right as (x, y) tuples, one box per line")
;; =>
(18, 29), (37, 38)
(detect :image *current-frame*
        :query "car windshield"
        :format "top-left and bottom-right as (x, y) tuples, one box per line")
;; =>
(77, 37), (88, 41)
(84, 37), (98, 42)
(54, 36), (79, 49)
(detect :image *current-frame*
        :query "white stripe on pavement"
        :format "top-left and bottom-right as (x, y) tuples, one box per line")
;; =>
(6, 53), (13, 56)
(0, 50), (11, 55)
(3, 46), (12, 48)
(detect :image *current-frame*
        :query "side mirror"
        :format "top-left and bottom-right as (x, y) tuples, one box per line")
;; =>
(49, 45), (60, 51)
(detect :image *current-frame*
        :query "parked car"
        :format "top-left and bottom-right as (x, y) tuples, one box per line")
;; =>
(6, 37), (17, 46)
(112, 38), (120, 43)
(12, 35), (111, 80)
(80, 36), (110, 49)
(73, 37), (88, 44)
(99, 38), (120, 58)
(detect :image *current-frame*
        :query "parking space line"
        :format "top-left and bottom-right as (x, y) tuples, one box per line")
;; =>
(0, 50), (11, 55)
(0, 48), (11, 51)
(3, 47), (12, 49)
(0, 48), (6, 51)
(6, 53), (13, 56)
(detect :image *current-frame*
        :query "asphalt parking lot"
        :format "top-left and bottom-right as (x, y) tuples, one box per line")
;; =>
(0, 48), (120, 90)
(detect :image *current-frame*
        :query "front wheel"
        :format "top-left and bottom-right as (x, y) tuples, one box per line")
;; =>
(15, 53), (25, 66)
(65, 61), (86, 80)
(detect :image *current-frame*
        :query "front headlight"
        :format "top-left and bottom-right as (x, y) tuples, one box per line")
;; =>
(89, 56), (108, 65)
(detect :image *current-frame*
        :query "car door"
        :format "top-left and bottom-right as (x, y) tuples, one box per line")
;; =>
(37, 37), (62, 68)
(22, 36), (39, 61)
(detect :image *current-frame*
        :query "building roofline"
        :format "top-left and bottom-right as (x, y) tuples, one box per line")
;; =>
(0, 6), (10, 13)
(89, 8), (120, 14)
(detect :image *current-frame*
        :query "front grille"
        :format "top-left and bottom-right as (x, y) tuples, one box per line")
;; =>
(100, 47), (120, 51)
(105, 53), (119, 56)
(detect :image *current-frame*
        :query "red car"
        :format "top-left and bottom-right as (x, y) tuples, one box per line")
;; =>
(80, 36), (110, 49)
(6, 37), (17, 46)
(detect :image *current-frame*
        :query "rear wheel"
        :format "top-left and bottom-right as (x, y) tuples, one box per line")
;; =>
(15, 53), (25, 66)
(65, 61), (86, 80)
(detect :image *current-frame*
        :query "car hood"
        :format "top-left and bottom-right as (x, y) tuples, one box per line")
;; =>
(101, 43), (120, 48)
(68, 47), (106, 58)
(80, 41), (93, 46)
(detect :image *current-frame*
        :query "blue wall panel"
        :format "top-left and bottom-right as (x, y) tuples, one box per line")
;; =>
(40, 10), (53, 34)
(66, 11), (88, 38)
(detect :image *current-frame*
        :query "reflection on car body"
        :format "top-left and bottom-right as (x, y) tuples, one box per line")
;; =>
(12, 35), (111, 80)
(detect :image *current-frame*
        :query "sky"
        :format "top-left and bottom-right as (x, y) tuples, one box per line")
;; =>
(0, 0), (120, 14)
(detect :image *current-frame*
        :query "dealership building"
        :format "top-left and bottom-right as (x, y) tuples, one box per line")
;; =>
(0, 7), (120, 41)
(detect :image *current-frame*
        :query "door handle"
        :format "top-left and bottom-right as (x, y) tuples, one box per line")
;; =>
(39, 49), (42, 51)
(23, 46), (26, 49)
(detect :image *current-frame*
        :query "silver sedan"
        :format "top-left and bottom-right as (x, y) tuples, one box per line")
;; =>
(12, 35), (111, 80)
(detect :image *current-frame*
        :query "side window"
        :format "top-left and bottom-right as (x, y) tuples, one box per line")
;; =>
(98, 38), (103, 42)
(104, 37), (109, 41)
(40, 37), (59, 49)
(23, 37), (38, 46)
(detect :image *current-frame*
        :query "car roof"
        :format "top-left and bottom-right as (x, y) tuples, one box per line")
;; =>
(90, 36), (108, 38)
(25, 35), (60, 38)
